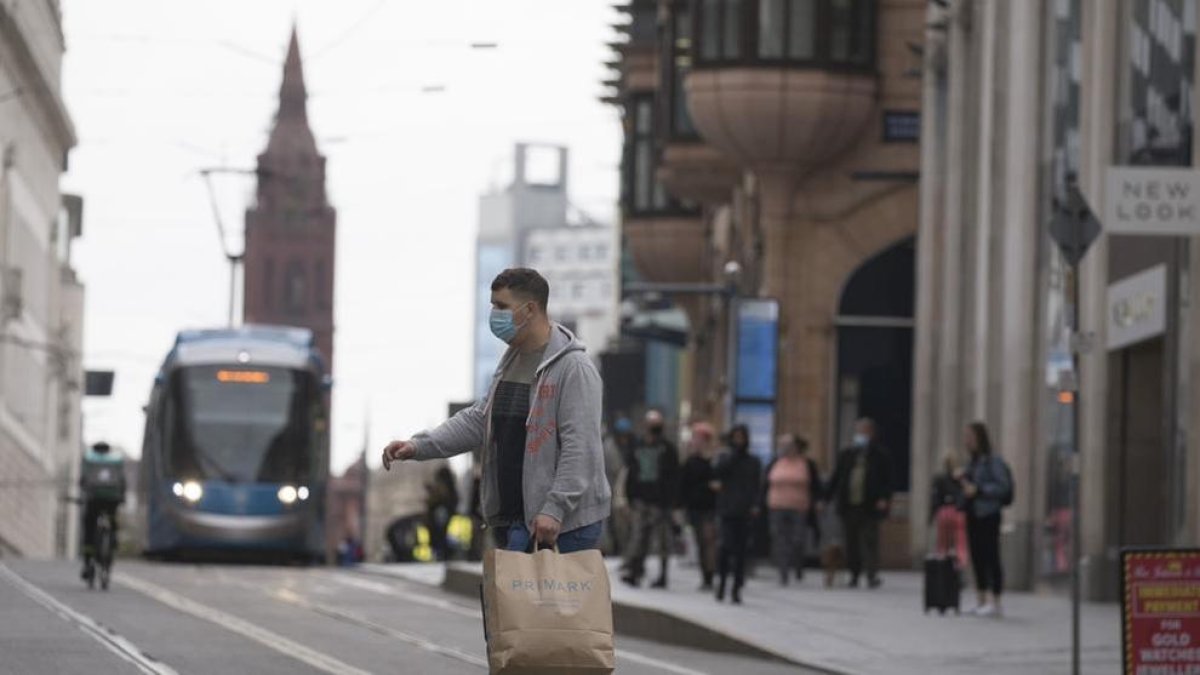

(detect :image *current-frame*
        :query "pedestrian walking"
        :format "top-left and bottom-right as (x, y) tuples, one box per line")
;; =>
(765, 434), (821, 585)
(713, 424), (762, 605)
(959, 422), (1013, 618)
(621, 409), (680, 588)
(929, 452), (968, 567)
(680, 421), (718, 590)
(602, 418), (635, 556)
(425, 465), (459, 561)
(381, 268), (611, 556)
(829, 418), (893, 589)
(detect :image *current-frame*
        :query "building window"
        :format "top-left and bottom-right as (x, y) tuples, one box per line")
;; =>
(662, 2), (700, 140)
(315, 259), (330, 309)
(625, 96), (671, 214)
(263, 259), (275, 310)
(285, 261), (307, 315)
(693, 0), (875, 69)
(528, 246), (541, 264)
(555, 245), (569, 262)
(572, 282), (586, 300)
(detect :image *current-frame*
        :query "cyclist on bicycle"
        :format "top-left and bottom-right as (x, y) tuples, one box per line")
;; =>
(79, 442), (125, 581)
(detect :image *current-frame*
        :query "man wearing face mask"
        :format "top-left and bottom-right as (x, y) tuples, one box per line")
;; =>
(828, 418), (892, 589)
(620, 409), (679, 588)
(381, 268), (611, 554)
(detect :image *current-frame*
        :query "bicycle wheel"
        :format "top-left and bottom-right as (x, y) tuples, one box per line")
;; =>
(97, 520), (113, 591)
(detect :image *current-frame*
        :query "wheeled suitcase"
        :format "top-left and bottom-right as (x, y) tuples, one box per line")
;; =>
(923, 555), (961, 614)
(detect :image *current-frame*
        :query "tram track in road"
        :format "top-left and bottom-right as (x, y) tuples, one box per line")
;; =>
(216, 566), (714, 675)
(325, 569), (714, 675)
(113, 571), (371, 675)
(112, 563), (716, 675)
(0, 563), (179, 675)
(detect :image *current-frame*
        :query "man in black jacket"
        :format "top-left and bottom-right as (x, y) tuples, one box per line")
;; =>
(621, 410), (680, 588)
(829, 418), (892, 589)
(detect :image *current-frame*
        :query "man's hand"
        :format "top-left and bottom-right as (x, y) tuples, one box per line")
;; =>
(381, 440), (417, 471)
(875, 499), (889, 514)
(533, 514), (562, 547)
(962, 481), (978, 498)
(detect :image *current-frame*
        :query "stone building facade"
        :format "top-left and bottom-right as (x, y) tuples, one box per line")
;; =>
(608, 0), (924, 564)
(0, 1), (85, 557)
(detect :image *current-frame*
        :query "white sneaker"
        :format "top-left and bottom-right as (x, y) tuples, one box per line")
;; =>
(976, 603), (999, 618)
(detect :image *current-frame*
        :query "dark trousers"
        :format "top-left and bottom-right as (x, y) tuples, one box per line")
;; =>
(688, 509), (717, 585)
(967, 512), (1004, 595)
(82, 499), (119, 558)
(842, 508), (881, 581)
(717, 515), (751, 589)
(769, 509), (809, 582)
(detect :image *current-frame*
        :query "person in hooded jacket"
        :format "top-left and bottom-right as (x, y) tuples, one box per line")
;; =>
(620, 409), (680, 588)
(382, 268), (611, 554)
(712, 424), (761, 605)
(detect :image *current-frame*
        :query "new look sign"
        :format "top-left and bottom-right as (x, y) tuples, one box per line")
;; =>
(1106, 166), (1200, 235)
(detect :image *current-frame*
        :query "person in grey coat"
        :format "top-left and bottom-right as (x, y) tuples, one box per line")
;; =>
(382, 268), (611, 553)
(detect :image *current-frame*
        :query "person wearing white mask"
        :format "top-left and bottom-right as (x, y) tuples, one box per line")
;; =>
(828, 418), (893, 589)
(381, 268), (611, 553)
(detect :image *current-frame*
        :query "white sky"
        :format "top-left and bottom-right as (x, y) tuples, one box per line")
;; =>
(62, 0), (622, 474)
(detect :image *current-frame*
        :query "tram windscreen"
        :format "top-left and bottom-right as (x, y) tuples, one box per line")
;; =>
(166, 365), (318, 483)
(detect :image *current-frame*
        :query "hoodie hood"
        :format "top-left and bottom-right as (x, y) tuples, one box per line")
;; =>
(497, 322), (585, 376)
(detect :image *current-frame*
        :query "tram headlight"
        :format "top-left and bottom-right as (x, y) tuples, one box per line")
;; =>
(297, 486), (310, 501)
(277, 485), (298, 505)
(172, 482), (184, 497)
(181, 481), (203, 503)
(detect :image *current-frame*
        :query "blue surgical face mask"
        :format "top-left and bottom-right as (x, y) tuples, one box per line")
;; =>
(489, 305), (528, 344)
(853, 433), (869, 448)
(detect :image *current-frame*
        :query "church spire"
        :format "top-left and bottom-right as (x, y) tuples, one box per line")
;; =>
(279, 26), (307, 122)
(265, 26), (317, 157)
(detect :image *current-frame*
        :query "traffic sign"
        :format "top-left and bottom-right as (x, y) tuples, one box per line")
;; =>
(1050, 183), (1102, 267)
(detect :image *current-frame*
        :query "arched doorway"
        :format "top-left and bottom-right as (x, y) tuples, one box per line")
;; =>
(833, 237), (915, 491)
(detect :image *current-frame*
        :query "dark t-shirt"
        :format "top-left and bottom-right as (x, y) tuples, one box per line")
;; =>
(491, 348), (544, 523)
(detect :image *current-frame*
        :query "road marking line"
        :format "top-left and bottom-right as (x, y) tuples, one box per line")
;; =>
(271, 587), (489, 669)
(337, 571), (712, 675)
(329, 573), (481, 619)
(114, 571), (371, 675)
(617, 649), (712, 675)
(0, 564), (178, 675)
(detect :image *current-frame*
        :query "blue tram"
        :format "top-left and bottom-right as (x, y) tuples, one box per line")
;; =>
(139, 326), (329, 561)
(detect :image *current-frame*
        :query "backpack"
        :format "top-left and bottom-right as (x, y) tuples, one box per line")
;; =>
(993, 457), (1015, 507)
(82, 458), (125, 501)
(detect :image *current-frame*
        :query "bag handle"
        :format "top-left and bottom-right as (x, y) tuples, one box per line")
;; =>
(530, 540), (560, 554)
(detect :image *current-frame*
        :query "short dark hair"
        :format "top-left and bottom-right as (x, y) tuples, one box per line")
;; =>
(491, 268), (549, 311)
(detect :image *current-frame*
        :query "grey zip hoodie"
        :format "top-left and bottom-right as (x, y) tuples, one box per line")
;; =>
(410, 323), (611, 533)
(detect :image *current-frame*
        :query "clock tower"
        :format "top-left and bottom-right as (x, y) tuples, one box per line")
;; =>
(243, 28), (336, 375)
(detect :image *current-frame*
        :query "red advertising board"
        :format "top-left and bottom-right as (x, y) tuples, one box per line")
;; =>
(1123, 549), (1200, 675)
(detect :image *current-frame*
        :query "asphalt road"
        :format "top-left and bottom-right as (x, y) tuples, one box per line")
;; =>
(0, 559), (812, 674)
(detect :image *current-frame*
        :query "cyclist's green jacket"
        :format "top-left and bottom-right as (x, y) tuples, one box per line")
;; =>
(80, 451), (126, 502)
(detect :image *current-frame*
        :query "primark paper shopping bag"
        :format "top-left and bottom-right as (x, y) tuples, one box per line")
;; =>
(481, 546), (615, 674)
